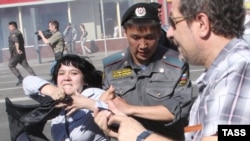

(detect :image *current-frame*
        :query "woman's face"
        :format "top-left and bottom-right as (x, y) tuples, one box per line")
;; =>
(57, 64), (85, 95)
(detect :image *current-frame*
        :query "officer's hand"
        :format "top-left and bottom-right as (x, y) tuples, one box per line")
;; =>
(100, 85), (116, 102)
(112, 97), (131, 115)
(16, 49), (23, 54)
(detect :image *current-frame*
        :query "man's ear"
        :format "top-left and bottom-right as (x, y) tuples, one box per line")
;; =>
(196, 13), (211, 38)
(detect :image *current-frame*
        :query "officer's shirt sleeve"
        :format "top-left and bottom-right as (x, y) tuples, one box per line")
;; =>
(163, 63), (194, 122)
(11, 32), (20, 44)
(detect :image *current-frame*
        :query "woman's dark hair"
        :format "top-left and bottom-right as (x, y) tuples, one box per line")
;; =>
(51, 54), (102, 89)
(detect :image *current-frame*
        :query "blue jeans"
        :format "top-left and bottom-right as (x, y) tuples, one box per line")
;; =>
(50, 60), (57, 75)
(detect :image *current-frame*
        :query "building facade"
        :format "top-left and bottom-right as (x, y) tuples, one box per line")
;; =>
(0, 0), (169, 62)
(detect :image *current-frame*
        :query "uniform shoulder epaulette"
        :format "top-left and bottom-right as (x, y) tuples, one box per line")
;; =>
(162, 55), (184, 68)
(13, 30), (21, 34)
(103, 52), (124, 67)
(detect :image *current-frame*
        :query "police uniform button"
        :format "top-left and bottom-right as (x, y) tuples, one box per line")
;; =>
(120, 89), (123, 94)
(124, 61), (128, 65)
(157, 93), (161, 97)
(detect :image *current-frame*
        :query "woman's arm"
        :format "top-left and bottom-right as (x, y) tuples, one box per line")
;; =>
(23, 75), (65, 100)
(23, 75), (50, 95)
(39, 84), (65, 100)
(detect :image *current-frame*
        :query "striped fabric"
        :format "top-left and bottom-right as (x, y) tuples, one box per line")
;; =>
(185, 38), (250, 141)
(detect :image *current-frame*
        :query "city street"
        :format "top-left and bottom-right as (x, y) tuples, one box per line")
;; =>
(0, 51), (204, 140)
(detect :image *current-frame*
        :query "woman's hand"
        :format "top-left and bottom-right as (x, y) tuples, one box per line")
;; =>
(40, 84), (66, 101)
(64, 91), (96, 116)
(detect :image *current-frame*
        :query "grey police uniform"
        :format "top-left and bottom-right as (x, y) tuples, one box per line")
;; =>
(8, 29), (36, 83)
(8, 29), (25, 57)
(103, 46), (194, 140)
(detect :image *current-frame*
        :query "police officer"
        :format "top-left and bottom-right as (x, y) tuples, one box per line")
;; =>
(8, 21), (36, 86)
(101, 3), (194, 140)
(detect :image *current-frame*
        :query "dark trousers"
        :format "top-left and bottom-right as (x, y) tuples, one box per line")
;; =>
(8, 53), (36, 77)
(67, 41), (76, 54)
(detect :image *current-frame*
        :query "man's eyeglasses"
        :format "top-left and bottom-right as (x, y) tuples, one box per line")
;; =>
(168, 16), (186, 29)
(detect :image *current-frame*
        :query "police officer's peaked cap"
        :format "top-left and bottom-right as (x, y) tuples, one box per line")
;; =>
(121, 3), (160, 26)
(149, 2), (162, 9)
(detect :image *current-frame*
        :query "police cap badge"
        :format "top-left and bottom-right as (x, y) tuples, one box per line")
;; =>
(121, 3), (160, 26)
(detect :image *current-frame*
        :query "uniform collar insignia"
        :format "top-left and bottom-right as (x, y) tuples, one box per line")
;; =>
(112, 68), (133, 78)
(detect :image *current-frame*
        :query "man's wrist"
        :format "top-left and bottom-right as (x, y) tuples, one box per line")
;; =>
(136, 130), (153, 141)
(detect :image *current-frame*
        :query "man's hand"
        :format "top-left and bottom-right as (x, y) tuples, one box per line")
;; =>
(108, 115), (146, 141)
(15, 43), (22, 54)
(94, 110), (117, 137)
(94, 101), (147, 141)
(16, 49), (22, 54)
(38, 30), (43, 37)
(94, 100), (123, 138)
(37, 30), (50, 44)
(66, 25), (71, 29)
